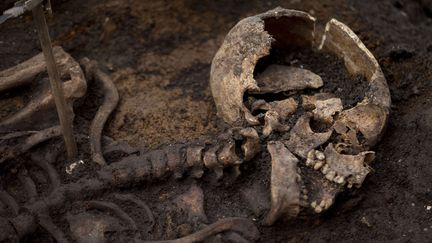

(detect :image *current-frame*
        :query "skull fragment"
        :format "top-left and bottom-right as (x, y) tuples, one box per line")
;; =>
(210, 8), (390, 224)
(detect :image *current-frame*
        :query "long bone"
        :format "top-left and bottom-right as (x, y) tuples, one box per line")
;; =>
(80, 58), (120, 166)
(0, 52), (120, 167)
(0, 47), (87, 165)
(0, 136), (255, 241)
(0, 7), (393, 241)
(138, 217), (259, 243)
(0, 46), (87, 132)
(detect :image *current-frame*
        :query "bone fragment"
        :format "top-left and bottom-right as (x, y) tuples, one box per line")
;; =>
(239, 127), (261, 161)
(265, 141), (300, 225)
(285, 113), (332, 158)
(253, 65), (323, 94)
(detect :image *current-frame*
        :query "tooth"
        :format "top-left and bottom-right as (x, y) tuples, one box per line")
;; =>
(306, 159), (315, 167)
(307, 150), (316, 159)
(321, 164), (329, 174)
(285, 113), (332, 158)
(311, 201), (317, 208)
(313, 161), (324, 170)
(324, 199), (333, 209)
(314, 205), (323, 213)
(315, 150), (325, 160)
(251, 99), (271, 113)
(302, 195), (308, 200)
(306, 150), (316, 166)
(334, 175), (345, 184)
(319, 200), (326, 208)
(325, 171), (336, 181)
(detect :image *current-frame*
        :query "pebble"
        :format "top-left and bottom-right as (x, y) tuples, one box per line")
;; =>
(360, 216), (372, 227)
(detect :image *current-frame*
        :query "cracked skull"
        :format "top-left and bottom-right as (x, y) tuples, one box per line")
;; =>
(0, 7), (392, 242)
(210, 8), (390, 224)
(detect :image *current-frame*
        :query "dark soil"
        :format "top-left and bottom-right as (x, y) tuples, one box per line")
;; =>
(0, 0), (432, 242)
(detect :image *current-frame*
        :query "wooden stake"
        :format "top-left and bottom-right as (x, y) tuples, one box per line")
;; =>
(32, 3), (78, 161)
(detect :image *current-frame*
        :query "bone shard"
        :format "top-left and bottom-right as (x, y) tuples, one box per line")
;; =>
(285, 113), (333, 158)
(335, 103), (387, 148)
(67, 213), (122, 243)
(174, 185), (208, 224)
(324, 143), (375, 187)
(265, 141), (300, 225)
(302, 93), (337, 110)
(217, 141), (242, 167)
(186, 146), (204, 178)
(239, 127), (261, 161)
(253, 65), (323, 94)
(252, 98), (298, 120)
(263, 110), (290, 137)
(269, 98), (298, 120)
(312, 98), (343, 123)
(203, 145), (223, 179)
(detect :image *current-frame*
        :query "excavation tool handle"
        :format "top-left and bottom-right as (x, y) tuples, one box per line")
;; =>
(0, 0), (45, 24)
(1, 0), (78, 161)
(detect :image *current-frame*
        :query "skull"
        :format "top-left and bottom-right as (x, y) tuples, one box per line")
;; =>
(210, 8), (390, 224)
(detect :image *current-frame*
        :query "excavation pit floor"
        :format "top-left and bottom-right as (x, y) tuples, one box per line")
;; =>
(0, 0), (432, 242)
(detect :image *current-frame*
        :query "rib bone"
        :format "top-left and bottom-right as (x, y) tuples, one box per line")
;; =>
(0, 46), (86, 132)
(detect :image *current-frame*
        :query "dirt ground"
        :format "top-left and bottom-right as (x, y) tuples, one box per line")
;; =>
(0, 0), (432, 242)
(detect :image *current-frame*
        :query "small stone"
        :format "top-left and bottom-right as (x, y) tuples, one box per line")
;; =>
(360, 216), (372, 227)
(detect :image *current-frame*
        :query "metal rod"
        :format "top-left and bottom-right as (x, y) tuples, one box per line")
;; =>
(32, 3), (78, 161)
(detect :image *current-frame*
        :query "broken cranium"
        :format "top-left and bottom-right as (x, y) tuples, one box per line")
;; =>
(210, 8), (390, 224)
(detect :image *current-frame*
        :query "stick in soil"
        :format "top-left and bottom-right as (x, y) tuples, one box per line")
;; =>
(32, 3), (78, 161)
